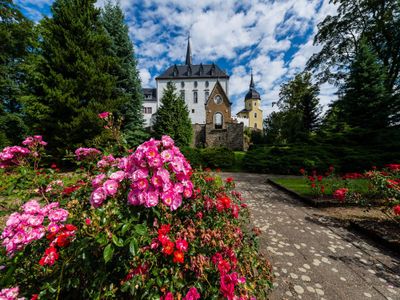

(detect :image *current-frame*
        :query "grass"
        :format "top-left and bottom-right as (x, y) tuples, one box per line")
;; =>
(273, 177), (371, 198)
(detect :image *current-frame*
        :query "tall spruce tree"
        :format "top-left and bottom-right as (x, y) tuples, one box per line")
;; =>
(337, 40), (390, 130)
(0, 0), (32, 146)
(24, 0), (126, 156)
(153, 82), (192, 147)
(101, 1), (146, 146)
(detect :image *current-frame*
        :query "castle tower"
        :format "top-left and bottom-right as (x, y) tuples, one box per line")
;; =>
(236, 73), (263, 130)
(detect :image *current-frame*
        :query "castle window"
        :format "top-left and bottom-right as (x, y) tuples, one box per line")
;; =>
(194, 81), (198, 88)
(254, 123), (257, 128)
(214, 113), (223, 129)
(205, 81), (209, 88)
(142, 107), (152, 114)
(205, 91), (209, 102)
(193, 91), (198, 103)
(254, 112), (257, 118)
(192, 109), (195, 113)
(181, 81), (185, 88)
(180, 90), (185, 100)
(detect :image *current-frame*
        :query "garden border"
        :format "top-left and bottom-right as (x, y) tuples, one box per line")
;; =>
(267, 179), (399, 255)
(266, 178), (357, 208)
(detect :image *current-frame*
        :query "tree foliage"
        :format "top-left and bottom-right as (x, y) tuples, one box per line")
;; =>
(153, 82), (193, 147)
(307, 0), (400, 96)
(266, 72), (321, 143)
(24, 0), (127, 156)
(101, 1), (146, 147)
(336, 40), (391, 129)
(0, 0), (33, 146)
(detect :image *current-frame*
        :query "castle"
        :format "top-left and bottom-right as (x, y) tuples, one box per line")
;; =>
(142, 37), (263, 150)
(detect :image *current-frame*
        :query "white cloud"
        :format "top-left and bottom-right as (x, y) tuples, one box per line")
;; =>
(139, 68), (151, 87)
(18, 0), (339, 116)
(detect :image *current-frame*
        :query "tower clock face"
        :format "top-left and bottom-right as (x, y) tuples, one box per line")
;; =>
(214, 95), (222, 104)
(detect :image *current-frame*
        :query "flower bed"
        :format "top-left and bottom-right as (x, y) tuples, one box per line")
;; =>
(0, 135), (272, 299)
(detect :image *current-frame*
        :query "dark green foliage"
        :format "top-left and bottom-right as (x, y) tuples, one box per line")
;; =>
(265, 72), (321, 144)
(336, 40), (391, 129)
(24, 0), (127, 156)
(243, 127), (400, 175)
(0, 0), (32, 146)
(307, 0), (400, 92)
(153, 82), (193, 147)
(101, 1), (146, 146)
(180, 146), (203, 169)
(201, 148), (235, 169)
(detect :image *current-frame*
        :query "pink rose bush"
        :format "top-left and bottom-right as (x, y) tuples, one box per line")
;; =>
(1, 200), (72, 257)
(75, 147), (101, 160)
(0, 136), (272, 299)
(0, 135), (47, 169)
(0, 286), (25, 300)
(89, 135), (193, 211)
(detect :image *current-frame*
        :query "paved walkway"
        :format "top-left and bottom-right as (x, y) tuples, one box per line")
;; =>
(221, 173), (400, 300)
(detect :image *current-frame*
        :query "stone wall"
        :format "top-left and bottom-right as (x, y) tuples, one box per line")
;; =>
(193, 123), (245, 150)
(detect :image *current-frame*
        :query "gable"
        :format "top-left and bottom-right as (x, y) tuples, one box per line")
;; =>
(205, 81), (233, 125)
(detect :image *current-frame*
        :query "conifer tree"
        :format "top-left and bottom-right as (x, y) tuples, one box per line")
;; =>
(101, 1), (146, 146)
(24, 0), (126, 155)
(0, 0), (32, 146)
(337, 40), (391, 130)
(153, 82), (192, 147)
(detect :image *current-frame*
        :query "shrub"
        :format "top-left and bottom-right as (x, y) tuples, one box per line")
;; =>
(201, 148), (235, 169)
(0, 136), (272, 299)
(180, 147), (203, 169)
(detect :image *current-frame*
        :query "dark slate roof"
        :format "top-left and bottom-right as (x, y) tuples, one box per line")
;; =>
(142, 88), (157, 102)
(237, 109), (250, 114)
(245, 73), (261, 100)
(156, 63), (229, 80)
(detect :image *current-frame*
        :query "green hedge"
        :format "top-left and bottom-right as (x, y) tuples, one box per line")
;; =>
(243, 144), (400, 174)
(201, 147), (235, 169)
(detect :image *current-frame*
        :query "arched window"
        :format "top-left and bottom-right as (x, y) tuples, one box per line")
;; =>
(181, 81), (185, 88)
(214, 113), (223, 129)
(194, 81), (198, 88)
(205, 81), (209, 88)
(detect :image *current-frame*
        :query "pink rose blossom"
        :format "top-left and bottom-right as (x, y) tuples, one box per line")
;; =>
(90, 187), (107, 207)
(109, 170), (125, 182)
(48, 208), (69, 223)
(103, 179), (119, 196)
(92, 174), (106, 188)
(98, 112), (110, 119)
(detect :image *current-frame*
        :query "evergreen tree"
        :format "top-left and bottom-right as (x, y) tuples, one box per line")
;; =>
(337, 40), (391, 130)
(24, 0), (126, 156)
(276, 72), (321, 142)
(0, 0), (32, 146)
(153, 82), (192, 147)
(101, 1), (146, 146)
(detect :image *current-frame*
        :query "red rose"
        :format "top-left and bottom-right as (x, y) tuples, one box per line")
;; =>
(173, 250), (184, 263)
(162, 240), (174, 255)
(158, 224), (171, 236)
(393, 205), (400, 216)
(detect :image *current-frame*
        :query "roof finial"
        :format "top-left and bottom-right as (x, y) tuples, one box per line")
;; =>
(185, 33), (192, 65)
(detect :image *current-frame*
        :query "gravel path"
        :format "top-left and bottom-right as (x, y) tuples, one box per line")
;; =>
(221, 172), (400, 300)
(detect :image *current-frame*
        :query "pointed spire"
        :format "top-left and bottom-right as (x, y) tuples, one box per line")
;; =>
(185, 34), (192, 65)
(250, 71), (255, 89)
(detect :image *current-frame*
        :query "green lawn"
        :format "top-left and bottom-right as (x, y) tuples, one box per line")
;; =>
(273, 177), (371, 198)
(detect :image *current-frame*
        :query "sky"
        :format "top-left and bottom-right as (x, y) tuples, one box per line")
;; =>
(16, 0), (338, 118)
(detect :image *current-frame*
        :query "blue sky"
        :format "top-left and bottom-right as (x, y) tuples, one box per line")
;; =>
(16, 0), (338, 117)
